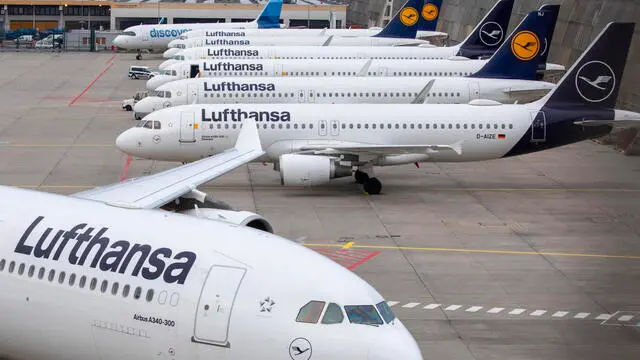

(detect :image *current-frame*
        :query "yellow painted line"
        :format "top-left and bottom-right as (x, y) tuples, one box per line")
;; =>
(342, 241), (355, 249)
(304, 243), (640, 260)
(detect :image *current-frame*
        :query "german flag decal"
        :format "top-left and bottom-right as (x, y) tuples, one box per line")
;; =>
(498, 134), (506, 139)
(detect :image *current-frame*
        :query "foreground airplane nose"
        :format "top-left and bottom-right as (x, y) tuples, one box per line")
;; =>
(133, 98), (161, 119)
(159, 59), (176, 70)
(112, 35), (123, 47)
(146, 75), (177, 90)
(163, 48), (180, 58)
(116, 129), (141, 156)
(369, 322), (423, 360)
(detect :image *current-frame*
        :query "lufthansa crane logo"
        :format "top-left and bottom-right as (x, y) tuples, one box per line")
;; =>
(400, 7), (419, 26)
(511, 30), (540, 61)
(422, 3), (439, 21)
(575, 60), (616, 103)
(289, 338), (312, 360)
(478, 21), (504, 46)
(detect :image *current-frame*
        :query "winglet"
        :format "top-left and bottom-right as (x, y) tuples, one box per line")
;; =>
(322, 35), (334, 46)
(412, 79), (435, 104)
(357, 59), (373, 77)
(235, 117), (263, 153)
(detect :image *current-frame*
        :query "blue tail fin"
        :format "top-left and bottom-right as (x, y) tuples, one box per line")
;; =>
(456, 0), (515, 59)
(469, 7), (556, 80)
(541, 22), (634, 110)
(256, 0), (283, 29)
(418, 0), (444, 31)
(536, 4), (560, 72)
(374, 0), (424, 39)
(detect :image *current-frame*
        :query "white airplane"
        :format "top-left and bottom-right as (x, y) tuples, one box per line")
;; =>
(177, 0), (446, 41)
(160, 0), (515, 66)
(135, 10), (558, 119)
(162, 0), (435, 59)
(0, 118), (423, 360)
(116, 23), (639, 196)
(150, 7), (562, 91)
(112, 0), (283, 60)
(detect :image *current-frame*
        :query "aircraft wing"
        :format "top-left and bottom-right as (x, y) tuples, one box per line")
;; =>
(503, 87), (553, 103)
(299, 141), (463, 156)
(72, 119), (263, 209)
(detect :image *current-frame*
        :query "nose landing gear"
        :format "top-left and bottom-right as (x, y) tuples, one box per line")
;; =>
(136, 50), (142, 60)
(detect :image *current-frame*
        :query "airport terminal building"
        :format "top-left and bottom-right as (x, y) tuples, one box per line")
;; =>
(0, 0), (347, 32)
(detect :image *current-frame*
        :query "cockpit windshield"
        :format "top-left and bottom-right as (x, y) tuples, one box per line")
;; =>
(344, 305), (384, 325)
(136, 120), (161, 129)
(149, 90), (171, 98)
(161, 69), (177, 76)
(122, 31), (136, 36)
(177, 44), (186, 49)
(173, 55), (185, 61)
(376, 301), (396, 323)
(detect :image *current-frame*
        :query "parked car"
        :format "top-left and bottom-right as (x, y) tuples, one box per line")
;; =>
(122, 90), (148, 111)
(128, 66), (158, 80)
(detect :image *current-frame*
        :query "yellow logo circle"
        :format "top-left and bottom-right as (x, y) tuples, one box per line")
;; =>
(422, 3), (439, 21)
(511, 30), (540, 61)
(400, 7), (419, 27)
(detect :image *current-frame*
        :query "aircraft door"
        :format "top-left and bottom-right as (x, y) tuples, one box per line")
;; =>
(468, 82), (480, 101)
(187, 83), (198, 103)
(319, 120), (327, 136)
(330, 120), (339, 136)
(376, 67), (389, 76)
(530, 111), (546, 142)
(190, 64), (200, 78)
(193, 265), (246, 347)
(179, 111), (196, 143)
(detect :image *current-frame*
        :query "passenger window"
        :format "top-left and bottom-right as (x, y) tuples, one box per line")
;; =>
(101, 280), (108, 293)
(376, 301), (397, 323)
(146, 289), (155, 302)
(123, 284), (131, 298)
(344, 305), (383, 325)
(8, 261), (15, 273)
(134, 286), (142, 300)
(321, 303), (344, 324)
(18, 263), (25, 275)
(48, 269), (55, 282)
(28, 265), (35, 277)
(58, 271), (66, 284)
(90, 277), (97, 290)
(0, 259), (4, 271)
(69, 273), (76, 286)
(112, 283), (119, 295)
(38, 267), (45, 280)
(296, 301), (326, 323)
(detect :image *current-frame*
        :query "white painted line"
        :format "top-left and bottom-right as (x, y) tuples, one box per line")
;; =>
(574, 312), (590, 319)
(402, 302), (420, 309)
(509, 308), (526, 315)
(618, 315), (634, 322)
(552, 311), (569, 318)
(466, 306), (483, 313)
(487, 307), (504, 314)
(387, 301), (400, 307)
(596, 314), (612, 320)
(423, 304), (441, 310)
(530, 310), (547, 316)
(444, 305), (462, 311)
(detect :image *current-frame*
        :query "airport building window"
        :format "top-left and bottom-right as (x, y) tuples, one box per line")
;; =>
(296, 301), (326, 324)
(123, 284), (131, 298)
(8, 261), (15, 274)
(18, 263), (25, 275)
(134, 287), (142, 300)
(321, 303), (345, 324)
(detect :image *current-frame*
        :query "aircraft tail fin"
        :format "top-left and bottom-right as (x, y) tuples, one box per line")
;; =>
(256, 0), (283, 29)
(469, 7), (556, 80)
(536, 4), (560, 71)
(457, 0), (515, 59)
(539, 22), (634, 110)
(417, 0), (444, 32)
(373, 0), (423, 39)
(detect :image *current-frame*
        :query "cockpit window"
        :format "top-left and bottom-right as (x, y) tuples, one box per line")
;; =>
(173, 55), (185, 61)
(143, 121), (154, 129)
(122, 31), (136, 36)
(344, 305), (383, 325)
(321, 303), (344, 324)
(136, 120), (147, 128)
(165, 91), (171, 99)
(376, 301), (396, 323)
(177, 44), (186, 49)
(153, 121), (161, 129)
(296, 301), (325, 324)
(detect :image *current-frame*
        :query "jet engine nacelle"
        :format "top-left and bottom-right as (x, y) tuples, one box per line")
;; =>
(181, 208), (274, 233)
(279, 154), (352, 186)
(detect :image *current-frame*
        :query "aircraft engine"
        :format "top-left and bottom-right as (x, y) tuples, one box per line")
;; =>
(180, 208), (274, 233)
(279, 154), (352, 186)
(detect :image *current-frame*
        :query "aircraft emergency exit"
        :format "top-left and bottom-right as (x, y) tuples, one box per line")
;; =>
(112, 0), (283, 59)
(117, 23), (639, 195)
(0, 120), (424, 359)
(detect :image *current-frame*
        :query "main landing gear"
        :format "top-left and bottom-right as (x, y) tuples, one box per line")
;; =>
(354, 170), (382, 195)
(136, 50), (142, 60)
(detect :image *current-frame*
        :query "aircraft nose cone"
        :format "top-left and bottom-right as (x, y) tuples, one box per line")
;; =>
(146, 75), (175, 91)
(133, 98), (158, 119)
(368, 322), (423, 360)
(159, 60), (175, 70)
(163, 48), (180, 58)
(116, 129), (141, 156)
(112, 35), (123, 47)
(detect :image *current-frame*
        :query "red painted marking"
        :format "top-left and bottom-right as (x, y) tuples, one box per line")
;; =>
(105, 54), (117, 64)
(119, 155), (133, 182)
(68, 55), (117, 106)
(313, 249), (381, 270)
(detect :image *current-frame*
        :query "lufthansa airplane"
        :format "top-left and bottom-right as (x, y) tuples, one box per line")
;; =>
(0, 120), (423, 359)
(150, 5), (562, 91)
(160, 0), (515, 67)
(112, 0), (283, 60)
(117, 23), (639, 196)
(162, 0), (435, 59)
(178, 0), (447, 40)
(134, 10), (558, 118)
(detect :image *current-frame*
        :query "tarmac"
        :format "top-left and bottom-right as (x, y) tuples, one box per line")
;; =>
(0, 51), (639, 360)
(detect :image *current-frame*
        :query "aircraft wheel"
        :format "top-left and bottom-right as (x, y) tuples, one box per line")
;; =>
(124, 105), (132, 111)
(363, 177), (382, 195)
(354, 170), (369, 184)
(136, 54), (142, 60)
